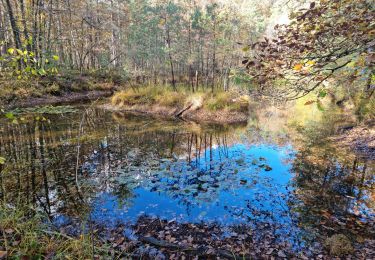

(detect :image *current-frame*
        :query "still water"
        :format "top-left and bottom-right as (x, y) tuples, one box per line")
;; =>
(0, 105), (374, 248)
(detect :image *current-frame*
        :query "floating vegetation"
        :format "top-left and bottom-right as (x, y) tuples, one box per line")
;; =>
(1, 106), (374, 259)
(9, 105), (79, 115)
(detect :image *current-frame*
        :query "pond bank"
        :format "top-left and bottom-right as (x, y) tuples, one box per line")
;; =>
(0, 73), (119, 109)
(4, 90), (113, 110)
(103, 103), (249, 124)
(107, 87), (250, 124)
(3, 210), (372, 259)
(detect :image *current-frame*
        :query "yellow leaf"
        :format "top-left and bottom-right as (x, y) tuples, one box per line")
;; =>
(293, 64), (303, 71)
(0, 157), (6, 165)
(307, 60), (315, 66)
(242, 46), (250, 52)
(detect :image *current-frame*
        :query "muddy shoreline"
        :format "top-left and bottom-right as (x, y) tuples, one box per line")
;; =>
(2, 90), (114, 110)
(2, 91), (249, 124)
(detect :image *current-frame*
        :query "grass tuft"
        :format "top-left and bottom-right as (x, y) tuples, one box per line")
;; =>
(112, 86), (250, 113)
(0, 204), (100, 259)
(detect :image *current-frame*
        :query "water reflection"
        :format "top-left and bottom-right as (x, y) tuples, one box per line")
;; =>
(90, 143), (295, 226)
(0, 105), (373, 249)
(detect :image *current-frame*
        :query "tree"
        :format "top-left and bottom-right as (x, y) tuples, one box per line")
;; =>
(243, 0), (374, 100)
(0, 0), (275, 91)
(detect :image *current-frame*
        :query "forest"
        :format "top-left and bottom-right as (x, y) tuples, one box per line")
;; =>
(0, 0), (374, 259)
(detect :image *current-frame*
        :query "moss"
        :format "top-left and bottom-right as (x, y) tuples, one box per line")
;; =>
(324, 234), (354, 256)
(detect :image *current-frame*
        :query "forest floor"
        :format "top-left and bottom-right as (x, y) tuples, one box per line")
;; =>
(1, 206), (374, 259)
(0, 72), (119, 109)
(1, 74), (250, 124)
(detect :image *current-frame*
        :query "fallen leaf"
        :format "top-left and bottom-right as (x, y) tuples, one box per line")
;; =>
(293, 63), (303, 71)
(0, 251), (7, 259)
(304, 100), (316, 105)
(4, 228), (14, 234)
(278, 250), (287, 258)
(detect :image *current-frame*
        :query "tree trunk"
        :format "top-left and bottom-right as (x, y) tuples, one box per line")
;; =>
(4, 0), (21, 49)
(165, 17), (176, 91)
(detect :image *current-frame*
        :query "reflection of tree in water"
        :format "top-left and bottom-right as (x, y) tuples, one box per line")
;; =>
(107, 131), (243, 207)
(290, 140), (374, 242)
(3, 106), (297, 232)
(0, 120), (87, 218)
(0, 108), (130, 218)
(0, 107), (246, 220)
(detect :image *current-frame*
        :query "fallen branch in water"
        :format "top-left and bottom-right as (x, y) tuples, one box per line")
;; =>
(174, 102), (193, 118)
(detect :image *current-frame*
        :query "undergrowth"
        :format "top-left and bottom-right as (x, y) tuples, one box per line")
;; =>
(0, 70), (120, 105)
(0, 203), (107, 259)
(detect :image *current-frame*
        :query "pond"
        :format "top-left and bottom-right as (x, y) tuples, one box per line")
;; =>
(0, 104), (374, 254)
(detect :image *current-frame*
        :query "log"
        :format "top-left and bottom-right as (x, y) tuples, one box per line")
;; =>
(174, 103), (193, 118)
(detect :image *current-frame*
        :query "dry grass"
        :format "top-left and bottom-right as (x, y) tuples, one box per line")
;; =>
(0, 204), (107, 259)
(112, 86), (250, 113)
(112, 86), (188, 107)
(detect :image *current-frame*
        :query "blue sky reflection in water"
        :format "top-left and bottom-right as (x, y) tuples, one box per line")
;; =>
(91, 141), (296, 236)
(1, 107), (373, 253)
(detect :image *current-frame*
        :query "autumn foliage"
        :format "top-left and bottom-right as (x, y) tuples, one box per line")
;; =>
(244, 0), (374, 100)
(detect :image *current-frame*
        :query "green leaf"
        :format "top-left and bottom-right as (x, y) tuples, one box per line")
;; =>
(0, 157), (5, 165)
(318, 90), (327, 98)
(7, 48), (14, 54)
(38, 68), (47, 76)
(52, 55), (59, 61)
(5, 112), (15, 119)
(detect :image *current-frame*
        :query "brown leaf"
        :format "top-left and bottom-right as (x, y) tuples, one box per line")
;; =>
(0, 251), (7, 260)
(115, 237), (125, 245)
(206, 248), (215, 254)
(304, 100), (316, 105)
(278, 250), (287, 258)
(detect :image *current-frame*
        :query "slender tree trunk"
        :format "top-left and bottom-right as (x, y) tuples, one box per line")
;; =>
(4, 0), (21, 49)
(165, 18), (176, 91)
(19, 0), (31, 50)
